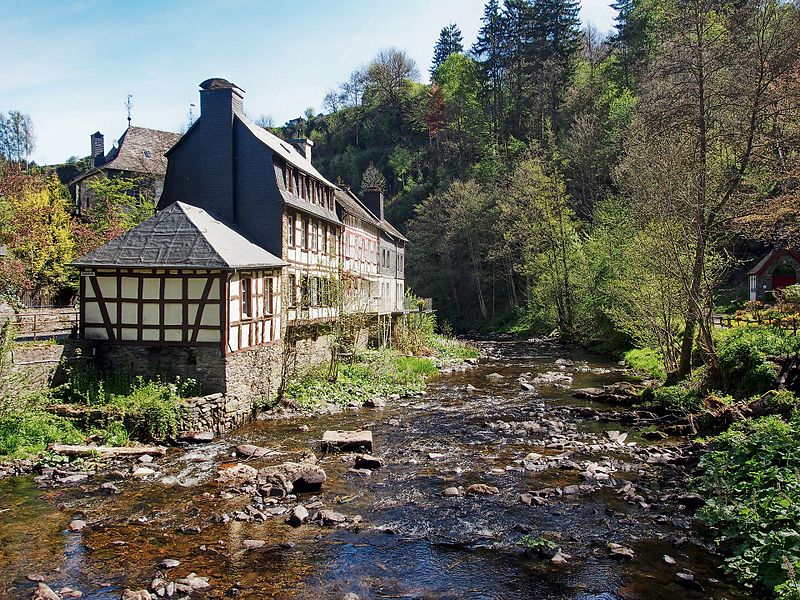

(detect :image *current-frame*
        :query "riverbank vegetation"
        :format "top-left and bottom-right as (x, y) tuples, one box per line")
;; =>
(284, 314), (478, 410)
(0, 323), (198, 459)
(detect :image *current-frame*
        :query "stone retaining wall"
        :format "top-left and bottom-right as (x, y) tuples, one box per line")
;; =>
(8, 340), (93, 391)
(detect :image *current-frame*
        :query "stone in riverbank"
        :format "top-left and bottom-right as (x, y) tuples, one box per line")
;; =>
(354, 454), (384, 469)
(31, 583), (60, 600)
(258, 462), (327, 494)
(322, 430), (373, 452)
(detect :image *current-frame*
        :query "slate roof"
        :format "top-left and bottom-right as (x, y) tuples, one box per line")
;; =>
(73, 201), (286, 269)
(335, 189), (380, 227)
(72, 126), (181, 184)
(237, 116), (336, 188)
(377, 217), (407, 243)
(281, 189), (342, 226)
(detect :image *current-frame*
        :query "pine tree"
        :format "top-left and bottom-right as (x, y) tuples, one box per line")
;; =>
(610, 0), (653, 88)
(430, 24), (464, 77)
(472, 0), (507, 146)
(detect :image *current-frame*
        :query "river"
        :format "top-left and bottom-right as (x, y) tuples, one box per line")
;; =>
(0, 340), (746, 599)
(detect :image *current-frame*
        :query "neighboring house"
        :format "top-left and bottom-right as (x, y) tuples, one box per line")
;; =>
(71, 126), (181, 214)
(72, 201), (285, 395)
(158, 78), (341, 326)
(362, 189), (407, 315)
(335, 186), (380, 311)
(748, 248), (800, 301)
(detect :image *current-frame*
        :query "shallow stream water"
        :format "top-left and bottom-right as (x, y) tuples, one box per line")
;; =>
(0, 340), (746, 599)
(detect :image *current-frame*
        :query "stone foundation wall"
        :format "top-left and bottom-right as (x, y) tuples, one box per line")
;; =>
(179, 392), (251, 436)
(90, 331), (336, 436)
(92, 344), (227, 394)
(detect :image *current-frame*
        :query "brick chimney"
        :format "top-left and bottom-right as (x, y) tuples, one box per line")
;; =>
(363, 189), (384, 221)
(287, 138), (313, 163)
(91, 132), (105, 167)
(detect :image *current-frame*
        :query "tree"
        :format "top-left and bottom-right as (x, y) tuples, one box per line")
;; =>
(0, 111), (35, 164)
(618, 0), (800, 377)
(500, 150), (582, 336)
(366, 48), (420, 108)
(431, 23), (464, 77)
(472, 0), (507, 146)
(0, 170), (75, 301)
(360, 162), (386, 193)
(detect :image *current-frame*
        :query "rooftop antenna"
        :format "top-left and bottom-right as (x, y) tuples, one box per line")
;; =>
(126, 93), (133, 127)
(188, 103), (196, 127)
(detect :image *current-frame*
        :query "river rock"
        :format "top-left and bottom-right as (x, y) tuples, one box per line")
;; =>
(443, 486), (461, 497)
(31, 583), (60, 600)
(242, 539), (266, 550)
(216, 463), (258, 483)
(131, 467), (156, 477)
(318, 509), (348, 525)
(258, 462), (327, 493)
(288, 505), (309, 526)
(608, 543), (635, 559)
(520, 382), (536, 391)
(121, 590), (153, 600)
(364, 397), (386, 408)
(234, 444), (274, 458)
(159, 558), (180, 569)
(341, 594), (360, 600)
(467, 483), (500, 496)
(465, 384), (477, 392)
(555, 358), (574, 367)
(677, 492), (705, 511)
(676, 571), (704, 592)
(486, 373), (504, 381)
(322, 430), (373, 452)
(354, 454), (384, 469)
(68, 519), (87, 532)
(181, 431), (214, 443)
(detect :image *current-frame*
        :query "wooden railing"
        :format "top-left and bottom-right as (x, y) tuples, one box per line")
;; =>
(713, 314), (799, 335)
(12, 309), (79, 340)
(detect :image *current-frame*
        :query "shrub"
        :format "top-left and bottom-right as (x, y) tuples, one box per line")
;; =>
(624, 347), (666, 380)
(714, 327), (792, 397)
(697, 415), (800, 598)
(0, 412), (84, 458)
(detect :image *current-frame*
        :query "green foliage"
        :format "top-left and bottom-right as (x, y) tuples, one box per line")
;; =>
(0, 411), (83, 458)
(517, 534), (559, 556)
(713, 327), (798, 398)
(624, 347), (666, 380)
(639, 380), (703, 414)
(697, 414), (800, 597)
(59, 367), (199, 440)
(284, 351), (436, 410)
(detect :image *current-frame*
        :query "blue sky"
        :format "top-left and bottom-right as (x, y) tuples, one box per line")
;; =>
(0, 0), (616, 165)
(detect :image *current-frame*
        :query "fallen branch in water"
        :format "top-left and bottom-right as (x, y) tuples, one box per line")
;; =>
(49, 444), (167, 457)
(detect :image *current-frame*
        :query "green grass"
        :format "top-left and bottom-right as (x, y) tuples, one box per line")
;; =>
(624, 347), (666, 380)
(429, 335), (480, 360)
(283, 350), (438, 410)
(0, 411), (84, 458)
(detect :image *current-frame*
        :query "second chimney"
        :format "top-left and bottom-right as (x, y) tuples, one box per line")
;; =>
(363, 189), (384, 221)
(288, 138), (313, 163)
(91, 131), (105, 167)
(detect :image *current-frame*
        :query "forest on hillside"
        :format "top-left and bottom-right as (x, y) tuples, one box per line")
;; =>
(280, 0), (800, 360)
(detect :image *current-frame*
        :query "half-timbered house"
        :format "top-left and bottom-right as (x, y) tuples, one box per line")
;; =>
(72, 201), (285, 397)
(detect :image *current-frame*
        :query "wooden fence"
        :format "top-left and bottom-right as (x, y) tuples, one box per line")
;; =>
(12, 309), (79, 340)
(713, 314), (799, 335)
